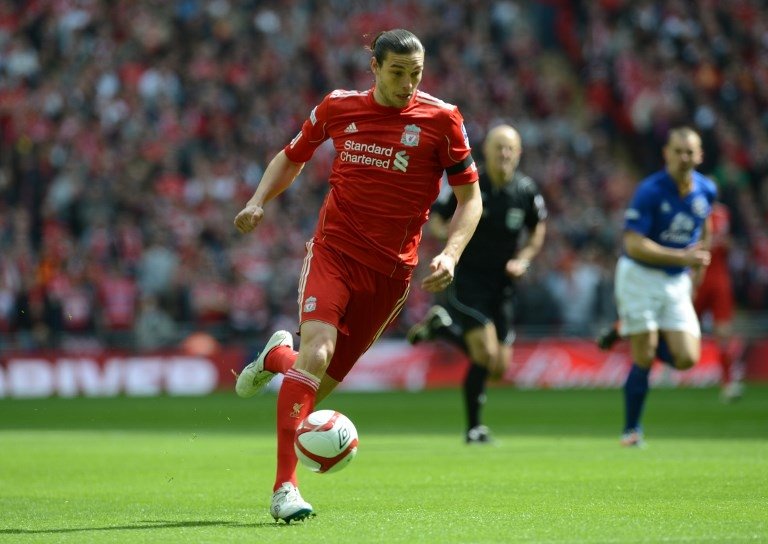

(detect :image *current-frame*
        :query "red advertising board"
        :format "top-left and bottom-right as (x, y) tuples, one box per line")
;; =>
(1, 338), (766, 398)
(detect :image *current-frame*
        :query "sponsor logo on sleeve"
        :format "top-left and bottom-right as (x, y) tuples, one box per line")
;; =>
(461, 122), (469, 147)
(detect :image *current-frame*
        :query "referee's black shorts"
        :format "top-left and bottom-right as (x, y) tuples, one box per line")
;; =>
(446, 269), (515, 343)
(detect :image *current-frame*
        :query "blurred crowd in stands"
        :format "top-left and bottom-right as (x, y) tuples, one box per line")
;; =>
(1, 0), (767, 352)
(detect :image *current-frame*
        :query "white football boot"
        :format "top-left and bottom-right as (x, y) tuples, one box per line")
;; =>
(270, 482), (314, 523)
(235, 330), (293, 398)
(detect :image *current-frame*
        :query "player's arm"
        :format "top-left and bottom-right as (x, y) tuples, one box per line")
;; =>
(623, 230), (711, 268)
(691, 215), (712, 287)
(234, 150), (305, 234)
(507, 221), (546, 278)
(421, 182), (482, 293)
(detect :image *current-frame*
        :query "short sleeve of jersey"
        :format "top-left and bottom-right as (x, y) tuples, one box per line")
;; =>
(623, 182), (655, 236)
(441, 108), (477, 187)
(284, 95), (331, 163)
(522, 177), (548, 229)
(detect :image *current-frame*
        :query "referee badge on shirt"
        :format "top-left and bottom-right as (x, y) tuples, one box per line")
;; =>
(506, 209), (524, 230)
(401, 124), (421, 147)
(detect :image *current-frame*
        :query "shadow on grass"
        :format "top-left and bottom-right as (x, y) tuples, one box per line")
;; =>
(0, 519), (308, 534)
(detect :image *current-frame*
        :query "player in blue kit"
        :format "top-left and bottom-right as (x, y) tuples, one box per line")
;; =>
(615, 126), (715, 447)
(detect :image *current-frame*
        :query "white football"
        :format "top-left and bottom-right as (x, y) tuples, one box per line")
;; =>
(294, 409), (359, 474)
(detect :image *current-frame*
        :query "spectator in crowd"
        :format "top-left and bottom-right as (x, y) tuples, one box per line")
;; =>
(0, 1), (766, 350)
(133, 294), (179, 352)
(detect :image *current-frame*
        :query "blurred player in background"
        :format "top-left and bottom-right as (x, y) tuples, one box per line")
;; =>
(613, 126), (714, 447)
(407, 124), (547, 444)
(597, 201), (742, 402)
(693, 201), (743, 401)
(233, 29), (482, 522)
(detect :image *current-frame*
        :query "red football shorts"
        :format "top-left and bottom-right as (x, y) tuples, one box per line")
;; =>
(694, 274), (734, 323)
(297, 239), (410, 382)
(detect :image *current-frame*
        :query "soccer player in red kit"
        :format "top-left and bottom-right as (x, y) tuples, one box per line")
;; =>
(694, 202), (742, 401)
(233, 29), (482, 523)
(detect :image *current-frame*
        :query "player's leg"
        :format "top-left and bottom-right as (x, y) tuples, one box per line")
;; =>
(657, 271), (702, 371)
(596, 320), (622, 350)
(316, 373), (341, 404)
(270, 241), (349, 522)
(615, 257), (663, 447)
(711, 280), (741, 400)
(715, 321), (743, 401)
(324, 263), (410, 388)
(660, 330), (700, 370)
(714, 321), (734, 385)
(431, 310), (467, 349)
(463, 323), (498, 444)
(235, 330), (296, 398)
(595, 319), (672, 365)
(269, 319), (334, 522)
(622, 331), (656, 446)
(270, 319), (335, 522)
(447, 279), (502, 443)
(655, 334), (673, 365)
(406, 303), (461, 346)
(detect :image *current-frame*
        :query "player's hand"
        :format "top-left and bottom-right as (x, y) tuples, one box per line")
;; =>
(682, 243), (711, 267)
(421, 253), (455, 293)
(505, 258), (530, 278)
(234, 204), (265, 233)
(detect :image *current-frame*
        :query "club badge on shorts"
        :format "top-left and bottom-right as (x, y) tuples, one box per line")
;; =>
(303, 296), (317, 313)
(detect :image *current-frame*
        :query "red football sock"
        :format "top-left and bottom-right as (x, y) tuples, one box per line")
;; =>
(265, 345), (298, 374)
(274, 368), (319, 491)
(719, 343), (732, 385)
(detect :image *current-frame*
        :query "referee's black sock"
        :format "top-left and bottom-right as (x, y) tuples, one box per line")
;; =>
(463, 362), (489, 430)
(434, 322), (468, 352)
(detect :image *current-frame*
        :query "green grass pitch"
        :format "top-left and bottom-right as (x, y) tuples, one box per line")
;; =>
(1, 386), (766, 543)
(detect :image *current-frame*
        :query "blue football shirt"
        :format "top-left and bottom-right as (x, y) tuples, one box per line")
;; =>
(623, 169), (717, 274)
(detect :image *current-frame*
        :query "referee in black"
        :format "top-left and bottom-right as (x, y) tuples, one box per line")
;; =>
(408, 124), (548, 444)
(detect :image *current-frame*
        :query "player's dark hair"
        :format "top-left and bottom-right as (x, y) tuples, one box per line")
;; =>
(368, 29), (424, 64)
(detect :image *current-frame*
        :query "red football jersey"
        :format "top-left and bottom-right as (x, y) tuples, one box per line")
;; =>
(705, 202), (730, 279)
(284, 88), (478, 279)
